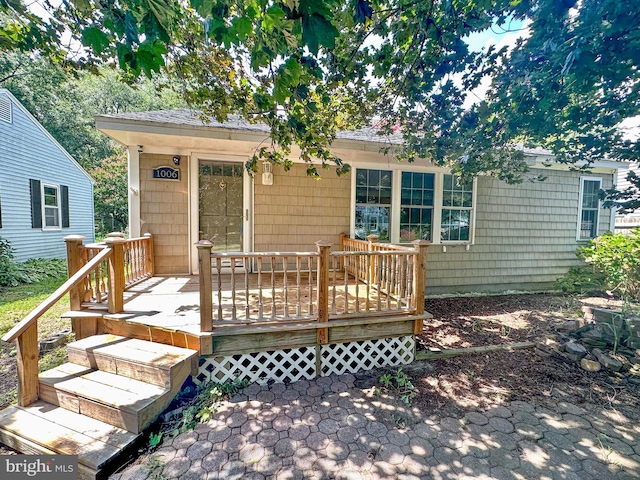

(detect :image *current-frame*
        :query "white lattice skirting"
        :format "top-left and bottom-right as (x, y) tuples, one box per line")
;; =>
(195, 336), (415, 385)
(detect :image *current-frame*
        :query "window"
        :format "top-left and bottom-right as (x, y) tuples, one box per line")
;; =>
(400, 172), (434, 241)
(29, 179), (69, 229)
(578, 177), (601, 240)
(353, 169), (476, 244)
(355, 169), (392, 240)
(441, 174), (473, 242)
(42, 184), (61, 228)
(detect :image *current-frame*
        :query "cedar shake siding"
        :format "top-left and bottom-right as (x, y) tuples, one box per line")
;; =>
(139, 154), (189, 274)
(254, 164), (351, 252)
(425, 169), (614, 294)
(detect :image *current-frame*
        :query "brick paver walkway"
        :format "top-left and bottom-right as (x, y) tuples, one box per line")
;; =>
(112, 372), (640, 479)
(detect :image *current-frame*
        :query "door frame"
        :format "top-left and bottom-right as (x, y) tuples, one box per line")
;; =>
(189, 153), (253, 274)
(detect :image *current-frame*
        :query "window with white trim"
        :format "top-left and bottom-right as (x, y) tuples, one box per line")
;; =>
(441, 174), (473, 242)
(355, 169), (392, 241)
(353, 169), (476, 244)
(42, 183), (61, 229)
(400, 172), (434, 241)
(578, 177), (601, 240)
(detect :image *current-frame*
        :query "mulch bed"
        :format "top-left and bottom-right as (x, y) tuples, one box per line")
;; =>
(411, 293), (640, 418)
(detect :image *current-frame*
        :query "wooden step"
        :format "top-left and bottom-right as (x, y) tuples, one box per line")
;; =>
(39, 364), (169, 434)
(61, 310), (104, 340)
(0, 400), (139, 480)
(67, 334), (198, 387)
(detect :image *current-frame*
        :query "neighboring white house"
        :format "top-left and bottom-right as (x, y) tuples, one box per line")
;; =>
(96, 109), (625, 295)
(0, 89), (95, 261)
(615, 161), (640, 233)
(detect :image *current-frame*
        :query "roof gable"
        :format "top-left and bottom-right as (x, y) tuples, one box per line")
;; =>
(0, 88), (94, 184)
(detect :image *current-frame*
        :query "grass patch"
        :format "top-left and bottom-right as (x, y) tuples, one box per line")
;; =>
(0, 276), (69, 339)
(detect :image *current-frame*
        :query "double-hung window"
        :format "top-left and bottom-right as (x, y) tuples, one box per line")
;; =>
(353, 169), (476, 244)
(441, 174), (473, 242)
(42, 183), (61, 229)
(400, 172), (434, 241)
(578, 177), (601, 240)
(355, 169), (392, 241)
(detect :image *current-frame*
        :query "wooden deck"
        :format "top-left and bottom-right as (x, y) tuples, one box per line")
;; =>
(116, 272), (403, 328)
(70, 273), (424, 356)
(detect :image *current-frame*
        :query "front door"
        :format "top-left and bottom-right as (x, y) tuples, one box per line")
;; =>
(199, 160), (244, 252)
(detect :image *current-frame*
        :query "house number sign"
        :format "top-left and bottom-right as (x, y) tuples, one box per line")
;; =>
(152, 166), (180, 181)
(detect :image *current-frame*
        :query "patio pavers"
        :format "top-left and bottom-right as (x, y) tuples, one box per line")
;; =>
(111, 373), (640, 480)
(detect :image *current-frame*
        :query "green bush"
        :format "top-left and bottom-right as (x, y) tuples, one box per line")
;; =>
(555, 265), (606, 295)
(0, 236), (67, 288)
(577, 229), (640, 300)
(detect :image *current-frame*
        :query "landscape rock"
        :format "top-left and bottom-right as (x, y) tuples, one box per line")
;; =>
(592, 348), (622, 372)
(580, 358), (602, 372)
(556, 320), (580, 332)
(580, 326), (603, 341)
(564, 341), (587, 359)
(536, 337), (561, 355)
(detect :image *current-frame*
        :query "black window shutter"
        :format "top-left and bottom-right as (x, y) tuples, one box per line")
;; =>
(61, 185), (69, 228)
(30, 179), (42, 228)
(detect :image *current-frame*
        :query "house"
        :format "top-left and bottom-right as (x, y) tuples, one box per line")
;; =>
(615, 161), (640, 233)
(0, 89), (95, 261)
(95, 109), (624, 295)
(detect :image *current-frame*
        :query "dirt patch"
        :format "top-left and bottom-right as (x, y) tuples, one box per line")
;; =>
(411, 293), (639, 419)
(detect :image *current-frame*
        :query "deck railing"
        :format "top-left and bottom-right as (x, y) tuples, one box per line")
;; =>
(198, 235), (429, 337)
(209, 251), (319, 323)
(2, 233), (155, 407)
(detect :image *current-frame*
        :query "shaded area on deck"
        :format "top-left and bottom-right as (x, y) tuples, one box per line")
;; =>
(115, 272), (408, 334)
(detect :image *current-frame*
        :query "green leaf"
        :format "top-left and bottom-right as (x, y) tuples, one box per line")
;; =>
(190, 0), (214, 17)
(232, 17), (252, 40)
(146, 0), (174, 30)
(354, 0), (373, 23)
(81, 27), (110, 55)
(72, 0), (92, 12)
(302, 14), (337, 55)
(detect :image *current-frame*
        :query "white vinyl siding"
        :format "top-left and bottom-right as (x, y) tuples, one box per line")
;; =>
(0, 90), (94, 261)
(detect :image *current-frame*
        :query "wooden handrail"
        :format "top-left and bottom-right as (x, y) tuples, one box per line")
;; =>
(211, 251), (320, 258)
(2, 248), (112, 343)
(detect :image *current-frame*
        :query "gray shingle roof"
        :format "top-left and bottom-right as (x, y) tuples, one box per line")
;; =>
(97, 109), (403, 144)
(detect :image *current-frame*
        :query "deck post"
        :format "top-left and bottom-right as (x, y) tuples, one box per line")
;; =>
(339, 232), (346, 270)
(197, 241), (214, 332)
(144, 233), (155, 276)
(64, 235), (86, 311)
(316, 241), (331, 344)
(367, 234), (379, 284)
(411, 240), (430, 334)
(16, 323), (39, 407)
(105, 236), (126, 314)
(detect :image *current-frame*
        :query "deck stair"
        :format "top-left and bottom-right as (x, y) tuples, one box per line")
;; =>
(0, 334), (198, 479)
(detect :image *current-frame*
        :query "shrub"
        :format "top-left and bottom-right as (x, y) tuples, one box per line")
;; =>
(555, 265), (606, 295)
(0, 236), (67, 288)
(578, 229), (640, 300)
(0, 237), (17, 287)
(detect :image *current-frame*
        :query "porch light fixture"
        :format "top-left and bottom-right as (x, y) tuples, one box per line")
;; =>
(262, 161), (273, 186)
(172, 156), (180, 166)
